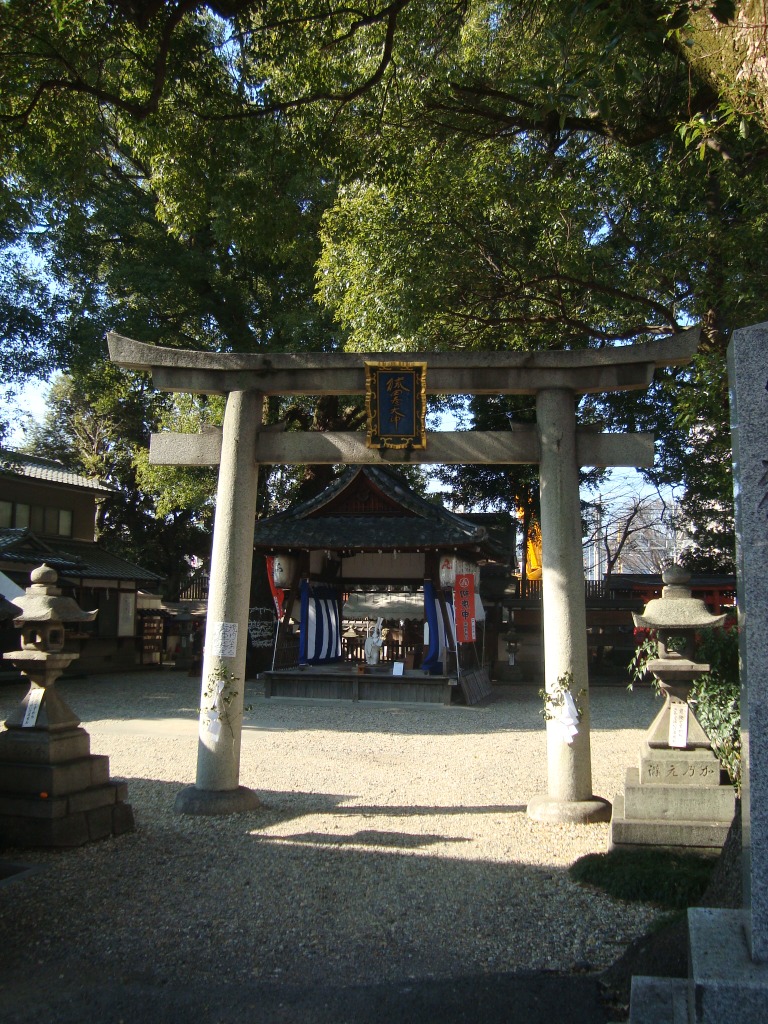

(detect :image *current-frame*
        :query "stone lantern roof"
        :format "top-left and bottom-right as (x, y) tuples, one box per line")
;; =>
(11, 564), (97, 626)
(632, 564), (727, 631)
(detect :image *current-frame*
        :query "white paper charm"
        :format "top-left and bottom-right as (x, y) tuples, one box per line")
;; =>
(22, 687), (44, 728)
(557, 691), (580, 745)
(668, 701), (689, 749)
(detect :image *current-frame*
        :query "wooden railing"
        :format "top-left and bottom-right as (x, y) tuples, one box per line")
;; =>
(180, 573), (210, 601)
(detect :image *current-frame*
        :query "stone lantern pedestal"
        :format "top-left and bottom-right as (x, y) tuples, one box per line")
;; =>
(0, 565), (135, 847)
(610, 566), (735, 853)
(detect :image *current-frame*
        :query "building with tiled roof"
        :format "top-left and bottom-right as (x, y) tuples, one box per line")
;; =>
(252, 464), (513, 566)
(0, 450), (116, 493)
(0, 449), (163, 673)
(251, 466), (515, 694)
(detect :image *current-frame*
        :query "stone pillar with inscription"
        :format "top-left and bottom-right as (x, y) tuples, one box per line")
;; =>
(729, 323), (768, 966)
(527, 388), (611, 823)
(174, 390), (263, 816)
(628, 327), (768, 1024)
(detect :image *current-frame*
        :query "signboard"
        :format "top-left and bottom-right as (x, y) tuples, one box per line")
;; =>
(454, 573), (476, 644)
(365, 362), (427, 450)
(118, 591), (136, 637)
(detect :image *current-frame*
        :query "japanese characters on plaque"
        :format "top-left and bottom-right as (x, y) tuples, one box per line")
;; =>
(454, 573), (476, 644)
(365, 361), (427, 450)
(645, 760), (718, 782)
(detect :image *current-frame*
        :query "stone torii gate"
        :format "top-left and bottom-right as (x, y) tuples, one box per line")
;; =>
(108, 330), (699, 822)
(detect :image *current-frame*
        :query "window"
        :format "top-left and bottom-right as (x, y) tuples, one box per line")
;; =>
(0, 501), (74, 536)
(44, 507), (58, 535)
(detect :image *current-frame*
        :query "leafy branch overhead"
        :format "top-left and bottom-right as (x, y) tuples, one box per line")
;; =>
(2, 0), (767, 577)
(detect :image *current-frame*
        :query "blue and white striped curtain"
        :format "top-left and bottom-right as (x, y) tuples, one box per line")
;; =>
(422, 580), (455, 674)
(299, 581), (342, 664)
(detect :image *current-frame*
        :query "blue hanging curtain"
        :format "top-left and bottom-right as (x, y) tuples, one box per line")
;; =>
(422, 580), (455, 674)
(299, 581), (342, 664)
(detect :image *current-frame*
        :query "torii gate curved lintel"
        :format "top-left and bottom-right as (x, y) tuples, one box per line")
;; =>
(107, 330), (699, 822)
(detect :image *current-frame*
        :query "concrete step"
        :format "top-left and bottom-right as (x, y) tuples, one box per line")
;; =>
(629, 976), (688, 1024)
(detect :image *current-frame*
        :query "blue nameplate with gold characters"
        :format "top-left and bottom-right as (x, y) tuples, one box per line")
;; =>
(365, 362), (427, 450)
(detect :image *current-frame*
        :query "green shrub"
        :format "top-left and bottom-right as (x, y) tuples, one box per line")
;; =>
(690, 624), (741, 794)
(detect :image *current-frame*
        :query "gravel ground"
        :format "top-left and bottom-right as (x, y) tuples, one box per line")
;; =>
(0, 672), (663, 1021)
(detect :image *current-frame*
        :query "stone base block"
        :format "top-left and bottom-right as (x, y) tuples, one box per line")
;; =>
(610, 793), (730, 852)
(623, 767), (736, 822)
(0, 797), (134, 847)
(174, 784), (261, 816)
(0, 778), (134, 847)
(526, 792), (612, 824)
(0, 738), (135, 848)
(688, 908), (768, 1023)
(0, 780), (129, 818)
(0, 727), (91, 764)
(111, 800), (136, 836)
(629, 976), (688, 1024)
(0, 754), (110, 797)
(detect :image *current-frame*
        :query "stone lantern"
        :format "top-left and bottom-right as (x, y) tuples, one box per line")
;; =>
(632, 564), (726, 752)
(609, 565), (736, 853)
(4, 564), (96, 719)
(0, 564), (134, 847)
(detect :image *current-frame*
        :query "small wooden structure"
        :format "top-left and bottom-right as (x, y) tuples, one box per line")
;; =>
(253, 465), (513, 704)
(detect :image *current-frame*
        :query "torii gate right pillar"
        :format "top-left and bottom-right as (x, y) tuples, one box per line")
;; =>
(528, 388), (611, 823)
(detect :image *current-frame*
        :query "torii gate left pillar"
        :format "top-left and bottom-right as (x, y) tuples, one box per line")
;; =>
(108, 330), (699, 821)
(175, 388), (264, 814)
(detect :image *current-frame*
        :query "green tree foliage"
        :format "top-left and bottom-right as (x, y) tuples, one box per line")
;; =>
(1, 0), (766, 568)
(316, 3), (768, 564)
(0, 0), (357, 535)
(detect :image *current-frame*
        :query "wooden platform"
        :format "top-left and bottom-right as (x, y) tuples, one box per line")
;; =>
(262, 664), (457, 705)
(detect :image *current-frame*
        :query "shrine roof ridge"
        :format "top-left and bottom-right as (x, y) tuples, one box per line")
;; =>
(251, 466), (506, 558)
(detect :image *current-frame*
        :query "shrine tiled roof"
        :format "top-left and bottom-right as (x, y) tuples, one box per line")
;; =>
(0, 449), (115, 493)
(0, 529), (163, 584)
(252, 466), (510, 559)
